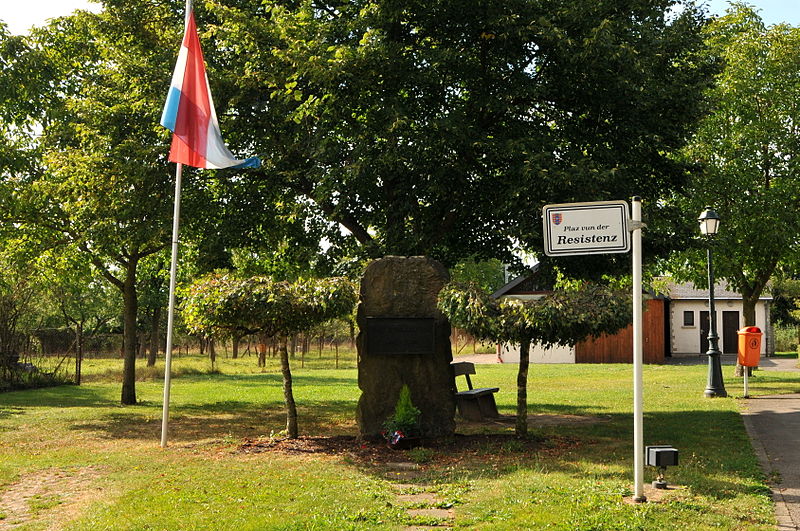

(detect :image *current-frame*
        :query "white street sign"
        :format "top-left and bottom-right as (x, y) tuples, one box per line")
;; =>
(542, 200), (630, 256)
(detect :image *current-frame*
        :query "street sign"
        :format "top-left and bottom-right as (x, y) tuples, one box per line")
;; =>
(542, 200), (630, 256)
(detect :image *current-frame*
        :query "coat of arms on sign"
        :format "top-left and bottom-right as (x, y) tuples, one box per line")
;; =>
(552, 213), (563, 225)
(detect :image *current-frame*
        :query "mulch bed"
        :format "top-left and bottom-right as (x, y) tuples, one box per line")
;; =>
(237, 432), (582, 466)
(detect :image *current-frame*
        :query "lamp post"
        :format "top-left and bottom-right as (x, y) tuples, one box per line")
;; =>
(699, 207), (727, 398)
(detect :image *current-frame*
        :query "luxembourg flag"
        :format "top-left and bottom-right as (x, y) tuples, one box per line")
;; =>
(160, 11), (260, 169)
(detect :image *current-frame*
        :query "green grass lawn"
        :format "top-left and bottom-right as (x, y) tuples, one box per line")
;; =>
(1, 353), (798, 530)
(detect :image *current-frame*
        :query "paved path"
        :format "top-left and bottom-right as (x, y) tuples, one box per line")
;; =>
(742, 394), (800, 530)
(758, 357), (800, 373)
(729, 356), (800, 529)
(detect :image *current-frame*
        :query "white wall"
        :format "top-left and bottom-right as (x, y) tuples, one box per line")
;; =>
(494, 294), (575, 363)
(498, 342), (575, 364)
(670, 299), (770, 355)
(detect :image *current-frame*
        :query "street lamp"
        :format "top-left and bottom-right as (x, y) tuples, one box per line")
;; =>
(699, 207), (727, 398)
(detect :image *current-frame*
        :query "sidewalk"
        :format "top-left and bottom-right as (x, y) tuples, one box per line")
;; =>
(742, 394), (800, 530)
(731, 356), (800, 529)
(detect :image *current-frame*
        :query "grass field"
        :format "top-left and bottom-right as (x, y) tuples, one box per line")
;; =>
(1, 351), (799, 530)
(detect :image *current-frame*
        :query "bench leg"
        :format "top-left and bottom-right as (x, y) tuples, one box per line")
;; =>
(456, 397), (484, 421)
(455, 394), (499, 421)
(477, 394), (499, 419)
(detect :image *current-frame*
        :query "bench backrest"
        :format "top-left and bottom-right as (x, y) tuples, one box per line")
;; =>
(451, 361), (475, 390)
(451, 361), (476, 377)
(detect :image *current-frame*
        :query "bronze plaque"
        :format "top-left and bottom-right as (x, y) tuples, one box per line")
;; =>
(366, 317), (435, 356)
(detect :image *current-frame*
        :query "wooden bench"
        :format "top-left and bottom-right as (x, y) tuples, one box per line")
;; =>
(451, 361), (500, 421)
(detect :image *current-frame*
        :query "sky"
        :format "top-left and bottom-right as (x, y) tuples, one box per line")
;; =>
(0, 0), (101, 35)
(702, 0), (800, 26)
(0, 0), (798, 35)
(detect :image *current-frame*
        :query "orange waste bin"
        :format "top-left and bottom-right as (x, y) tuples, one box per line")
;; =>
(737, 327), (762, 367)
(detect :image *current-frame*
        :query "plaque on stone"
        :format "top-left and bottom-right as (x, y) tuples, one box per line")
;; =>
(365, 317), (435, 356)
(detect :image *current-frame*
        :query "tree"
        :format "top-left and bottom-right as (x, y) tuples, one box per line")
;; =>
(0, 253), (38, 386)
(207, 0), (712, 272)
(438, 280), (630, 436)
(666, 5), (800, 334)
(182, 274), (357, 437)
(772, 277), (800, 323)
(10, 10), (179, 404)
(136, 254), (169, 368)
(38, 248), (118, 384)
(0, 4), (267, 404)
(450, 258), (507, 294)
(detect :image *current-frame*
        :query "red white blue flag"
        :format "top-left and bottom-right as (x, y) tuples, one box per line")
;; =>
(160, 12), (259, 169)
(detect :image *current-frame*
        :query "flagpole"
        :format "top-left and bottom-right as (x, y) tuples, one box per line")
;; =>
(160, 162), (183, 448)
(160, 0), (259, 446)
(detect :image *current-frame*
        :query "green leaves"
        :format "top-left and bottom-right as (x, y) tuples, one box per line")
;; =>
(211, 0), (711, 269)
(668, 4), (800, 303)
(183, 273), (357, 339)
(438, 281), (630, 347)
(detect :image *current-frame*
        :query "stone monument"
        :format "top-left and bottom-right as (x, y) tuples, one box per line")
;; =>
(356, 256), (456, 439)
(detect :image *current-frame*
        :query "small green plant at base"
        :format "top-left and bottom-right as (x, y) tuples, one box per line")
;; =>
(382, 385), (421, 445)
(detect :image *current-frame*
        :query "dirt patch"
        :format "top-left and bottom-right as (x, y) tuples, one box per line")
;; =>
(622, 484), (688, 505)
(237, 431), (581, 468)
(0, 466), (105, 530)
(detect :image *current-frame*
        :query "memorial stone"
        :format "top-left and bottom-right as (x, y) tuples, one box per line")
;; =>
(356, 256), (456, 438)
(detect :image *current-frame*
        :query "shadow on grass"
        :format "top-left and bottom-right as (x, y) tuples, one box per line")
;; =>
(68, 399), (359, 443)
(0, 384), (113, 408)
(61, 393), (765, 504)
(0, 406), (25, 422)
(3, 369), (776, 508)
(503, 401), (611, 417)
(340, 408), (769, 505)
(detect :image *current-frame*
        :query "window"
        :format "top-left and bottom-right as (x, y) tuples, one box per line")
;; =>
(683, 311), (695, 327)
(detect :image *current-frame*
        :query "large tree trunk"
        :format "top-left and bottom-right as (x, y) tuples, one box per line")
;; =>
(147, 305), (161, 367)
(742, 296), (757, 328)
(121, 260), (139, 405)
(279, 336), (298, 438)
(516, 339), (531, 437)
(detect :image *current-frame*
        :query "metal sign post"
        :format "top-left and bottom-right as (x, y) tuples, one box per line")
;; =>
(542, 197), (646, 503)
(630, 197), (646, 503)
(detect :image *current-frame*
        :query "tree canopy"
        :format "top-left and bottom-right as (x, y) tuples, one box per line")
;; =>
(208, 0), (712, 271)
(184, 274), (357, 338)
(438, 281), (631, 348)
(665, 3), (800, 326)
